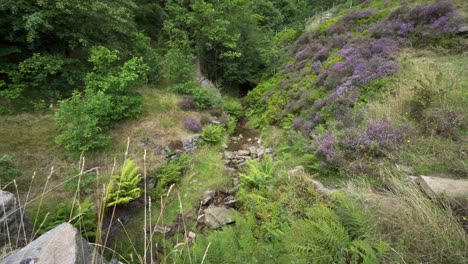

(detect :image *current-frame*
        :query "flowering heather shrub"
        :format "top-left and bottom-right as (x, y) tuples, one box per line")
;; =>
(311, 60), (322, 74)
(184, 116), (202, 133)
(371, 2), (459, 40)
(329, 33), (350, 49)
(341, 121), (403, 156)
(313, 98), (327, 110)
(370, 38), (399, 57)
(328, 9), (376, 35)
(295, 45), (312, 62)
(314, 133), (338, 162)
(178, 95), (195, 110)
(292, 117), (305, 131)
(423, 109), (464, 139)
(312, 46), (329, 62)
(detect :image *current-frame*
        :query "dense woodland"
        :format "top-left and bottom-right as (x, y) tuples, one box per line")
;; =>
(0, 0), (467, 263)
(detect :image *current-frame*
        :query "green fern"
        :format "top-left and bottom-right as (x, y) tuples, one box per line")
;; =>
(284, 202), (389, 264)
(240, 155), (279, 190)
(105, 159), (142, 207)
(332, 192), (369, 239)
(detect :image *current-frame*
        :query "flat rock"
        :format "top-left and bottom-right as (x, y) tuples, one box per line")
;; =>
(203, 206), (234, 229)
(416, 176), (468, 201)
(1, 222), (107, 264)
(237, 150), (250, 156)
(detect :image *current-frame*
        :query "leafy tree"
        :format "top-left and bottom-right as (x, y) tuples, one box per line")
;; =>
(55, 46), (148, 153)
(105, 159), (142, 207)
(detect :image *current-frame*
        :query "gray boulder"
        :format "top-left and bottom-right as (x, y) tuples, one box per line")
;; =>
(0, 191), (31, 250)
(1, 223), (108, 264)
(203, 206), (234, 229)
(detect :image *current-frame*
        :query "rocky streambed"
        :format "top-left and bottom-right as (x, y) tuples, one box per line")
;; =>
(196, 123), (274, 230)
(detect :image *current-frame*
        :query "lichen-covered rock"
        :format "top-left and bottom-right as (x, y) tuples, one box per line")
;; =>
(203, 206), (234, 229)
(0, 223), (108, 264)
(0, 190), (31, 250)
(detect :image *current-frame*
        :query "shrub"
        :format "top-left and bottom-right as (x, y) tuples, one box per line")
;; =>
(177, 95), (195, 110)
(151, 155), (189, 199)
(341, 121), (404, 157)
(55, 91), (113, 152)
(371, 2), (460, 45)
(314, 133), (338, 162)
(31, 197), (97, 240)
(184, 116), (202, 133)
(200, 124), (225, 144)
(284, 200), (389, 264)
(0, 53), (81, 106)
(0, 154), (22, 184)
(164, 48), (195, 84)
(55, 46), (148, 153)
(105, 159), (142, 207)
(240, 155), (278, 190)
(170, 81), (214, 110)
(222, 97), (243, 119)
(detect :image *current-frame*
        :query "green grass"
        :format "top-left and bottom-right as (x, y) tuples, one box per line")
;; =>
(366, 50), (468, 178)
(108, 142), (232, 261)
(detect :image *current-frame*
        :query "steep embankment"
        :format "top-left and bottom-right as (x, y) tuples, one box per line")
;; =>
(246, 0), (467, 182)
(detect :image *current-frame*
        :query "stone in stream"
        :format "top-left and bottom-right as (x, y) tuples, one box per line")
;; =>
(237, 150), (250, 156)
(1, 223), (108, 264)
(224, 151), (235, 160)
(203, 206), (234, 229)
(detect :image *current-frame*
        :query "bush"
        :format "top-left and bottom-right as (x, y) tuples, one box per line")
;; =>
(105, 159), (142, 207)
(341, 121), (404, 157)
(239, 155), (278, 190)
(0, 53), (82, 107)
(177, 95), (195, 110)
(222, 97), (243, 119)
(151, 155), (189, 198)
(0, 154), (22, 184)
(55, 46), (148, 153)
(164, 48), (195, 85)
(201, 124), (225, 144)
(31, 197), (97, 240)
(284, 197), (389, 264)
(170, 81), (214, 110)
(184, 116), (202, 133)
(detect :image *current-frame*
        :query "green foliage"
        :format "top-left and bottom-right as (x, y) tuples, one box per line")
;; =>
(322, 54), (344, 71)
(275, 28), (299, 46)
(105, 159), (142, 207)
(176, 213), (289, 263)
(284, 200), (389, 264)
(64, 168), (96, 196)
(245, 74), (286, 127)
(55, 46), (148, 153)
(151, 155), (189, 199)
(0, 53), (80, 106)
(222, 97), (243, 119)
(169, 81), (215, 110)
(55, 90), (112, 152)
(31, 197), (97, 240)
(164, 48), (195, 85)
(201, 124), (225, 144)
(0, 154), (22, 184)
(130, 32), (162, 83)
(240, 155), (278, 190)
